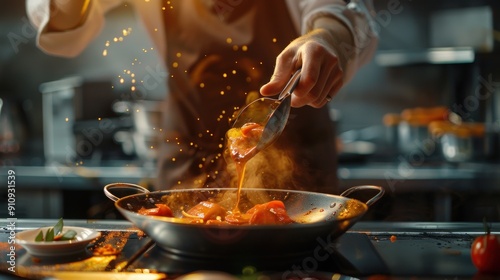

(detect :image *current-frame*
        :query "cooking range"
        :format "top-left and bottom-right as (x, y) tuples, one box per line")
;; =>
(0, 220), (485, 279)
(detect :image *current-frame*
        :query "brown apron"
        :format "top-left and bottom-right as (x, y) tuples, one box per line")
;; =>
(156, 0), (338, 194)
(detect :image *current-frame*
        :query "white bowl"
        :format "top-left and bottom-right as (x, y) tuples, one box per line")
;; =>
(16, 226), (101, 257)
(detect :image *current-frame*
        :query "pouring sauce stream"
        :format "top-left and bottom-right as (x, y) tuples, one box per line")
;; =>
(225, 122), (264, 216)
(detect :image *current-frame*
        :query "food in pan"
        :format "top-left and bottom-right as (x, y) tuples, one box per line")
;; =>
(137, 199), (294, 225)
(190, 200), (293, 225)
(236, 200), (293, 225)
(136, 122), (295, 225)
(182, 201), (228, 222)
(138, 204), (173, 217)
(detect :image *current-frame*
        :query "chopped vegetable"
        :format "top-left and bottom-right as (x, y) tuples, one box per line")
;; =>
(183, 201), (227, 222)
(138, 203), (173, 217)
(240, 122), (263, 137)
(138, 200), (295, 226)
(226, 122), (264, 163)
(246, 200), (294, 225)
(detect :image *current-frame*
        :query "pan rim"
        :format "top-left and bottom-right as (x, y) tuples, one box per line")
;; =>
(113, 187), (369, 229)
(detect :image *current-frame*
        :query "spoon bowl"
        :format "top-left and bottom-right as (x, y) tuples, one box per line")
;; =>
(232, 69), (301, 151)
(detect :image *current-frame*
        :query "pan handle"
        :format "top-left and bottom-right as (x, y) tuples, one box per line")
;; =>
(340, 185), (385, 206)
(104, 182), (150, 202)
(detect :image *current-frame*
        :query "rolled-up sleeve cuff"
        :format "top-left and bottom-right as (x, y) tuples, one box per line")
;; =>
(304, 4), (377, 54)
(35, 1), (105, 57)
(303, 3), (378, 82)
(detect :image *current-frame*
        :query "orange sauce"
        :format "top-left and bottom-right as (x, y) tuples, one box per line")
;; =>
(224, 122), (264, 216)
(136, 122), (294, 225)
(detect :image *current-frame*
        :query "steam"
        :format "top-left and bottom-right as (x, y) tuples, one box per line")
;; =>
(224, 144), (295, 190)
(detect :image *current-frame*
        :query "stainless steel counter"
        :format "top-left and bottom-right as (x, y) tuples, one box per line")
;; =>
(338, 161), (500, 192)
(3, 161), (500, 191)
(0, 163), (156, 219)
(0, 163), (156, 190)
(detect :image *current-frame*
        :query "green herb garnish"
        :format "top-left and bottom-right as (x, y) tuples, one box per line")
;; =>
(35, 218), (77, 242)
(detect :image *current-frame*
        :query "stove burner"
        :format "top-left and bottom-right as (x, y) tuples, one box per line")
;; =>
(128, 238), (359, 277)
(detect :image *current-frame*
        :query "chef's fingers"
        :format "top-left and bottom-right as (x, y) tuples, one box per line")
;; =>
(318, 73), (343, 107)
(293, 68), (342, 108)
(320, 64), (344, 106)
(260, 51), (297, 97)
(291, 53), (342, 108)
(291, 64), (325, 107)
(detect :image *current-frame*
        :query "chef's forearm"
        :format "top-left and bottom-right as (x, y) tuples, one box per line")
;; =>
(47, 0), (91, 31)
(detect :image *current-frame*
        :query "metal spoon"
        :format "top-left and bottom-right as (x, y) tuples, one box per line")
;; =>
(232, 69), (301, 151)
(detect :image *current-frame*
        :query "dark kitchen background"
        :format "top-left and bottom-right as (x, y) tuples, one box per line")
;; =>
(1, 0), (500, 222)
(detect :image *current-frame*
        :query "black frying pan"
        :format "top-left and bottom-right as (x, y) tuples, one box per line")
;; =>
(104, 183), (384, 260)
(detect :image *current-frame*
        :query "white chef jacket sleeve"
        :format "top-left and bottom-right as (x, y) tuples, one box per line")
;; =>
(286, 0), (379, 83)
(26, 0), (123, 57)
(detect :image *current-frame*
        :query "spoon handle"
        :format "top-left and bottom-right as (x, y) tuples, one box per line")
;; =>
(278, 69), (301, 100)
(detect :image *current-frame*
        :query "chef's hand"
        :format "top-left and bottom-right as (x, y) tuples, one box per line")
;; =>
(260, 17), (353, 108)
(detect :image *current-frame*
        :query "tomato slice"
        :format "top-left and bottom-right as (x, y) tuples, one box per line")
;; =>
(240, 122), (263, 137)
(246, 200), (294, 225)
(226, 123), (264, 163)
(184, 201), (227, 222)
(138, 204), (173, 217)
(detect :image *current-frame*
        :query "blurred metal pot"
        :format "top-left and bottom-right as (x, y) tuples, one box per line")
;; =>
(429, 121), (497, 162)
(382, 107), (449, 159)
(397, 121), (439, 158)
